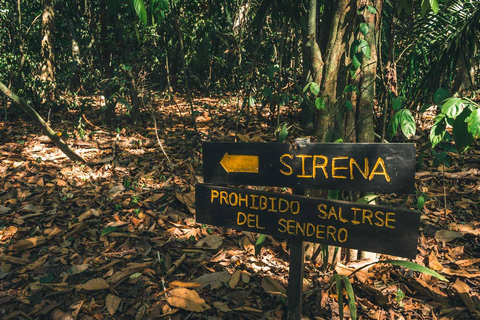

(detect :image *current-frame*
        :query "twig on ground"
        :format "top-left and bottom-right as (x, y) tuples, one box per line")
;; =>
(153, 115), (174, 166)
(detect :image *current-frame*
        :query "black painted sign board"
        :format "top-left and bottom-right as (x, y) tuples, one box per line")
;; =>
(196, 183), (420, 258)
(203, 142), (415, 193)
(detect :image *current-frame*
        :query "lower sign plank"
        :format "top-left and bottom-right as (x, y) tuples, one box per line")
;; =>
(196, 184), (420, 258)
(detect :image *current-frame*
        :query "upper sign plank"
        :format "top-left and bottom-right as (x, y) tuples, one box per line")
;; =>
(203, 142), (415, 193)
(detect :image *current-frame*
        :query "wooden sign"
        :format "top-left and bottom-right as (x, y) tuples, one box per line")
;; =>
(196, 183), (420, 258)
(203, 142), (415, 193)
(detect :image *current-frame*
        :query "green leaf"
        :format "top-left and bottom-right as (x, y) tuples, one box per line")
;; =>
(379, 260), (448, 281)
(254, 234), (266, 257)
(359, 40), (370, 59)
(359, 23), (369, 36)
(310, 82), (320, 95)
(429, 115), (446, 148)
(417, 195), (426, 210)
(356, 194), (378, 204)
(248, 96), (255, 107)
(342, 275), (357, 320)
(328, 190), (340, 200)
(434, 88), (450, 105)
(345, 100), (353, 112)
(441, 98), (464, 119)
(467, 108), (480, 138)
(366, 5), (377, 14)
(421, 0), (430, 16)
(278, 124), (288, 142)
(452, 108), (473, 151)
(334, 275), (344, 320)
(387, 111), (402, 139)
(352, 54), (362, 69)
(429, 0), (439, 14)
(315, 97), (326, 110)
(133, 0), (148, 25)
(302, 83), (311, 94)
(101, 226), (118, 236)
(343, 85), (358, 94)
(399, 109), (416, 139)
(350, 40), (360, 57)
(392, 97), (404, 111)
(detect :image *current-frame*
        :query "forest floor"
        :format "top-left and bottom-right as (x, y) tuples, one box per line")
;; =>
(0, 94), (479, 320)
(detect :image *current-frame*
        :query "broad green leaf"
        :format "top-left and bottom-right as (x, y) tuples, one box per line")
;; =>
(345, 100), (353, 112)
(359, 23), (369, 36)
(441, 98), (464, 119)
(350, 40), (360, 57)
(310, 82), (320, 95)
(366, 5), (377, 14)
(278, 124), (288, 142)
(467, 108), (480, 138)
(429, 116), (446, 148)
(387, 111), (402, 139)
(352, 54), (362, 69)
(452, 108), (473, 151)
(255, 234), (266, 257)
(429, 0), (439, 14)
(359, 40), (370, 59)
(392, 97), (404, 111)
(342, 275), (357, 320)
(315, 97), (325, 110)
(379, 260), (448, 281)
(334, 275), (344, 320)
(434, 88), (450, 105)
(133, 0), (147, 25)
(356, 194), (378, 204)
(399, 109), (416, 139)
(421, 0), (430, 16)
(101, 226), (117, 236)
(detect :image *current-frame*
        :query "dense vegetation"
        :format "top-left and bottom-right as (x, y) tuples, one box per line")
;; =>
(0, 0), (479, 319)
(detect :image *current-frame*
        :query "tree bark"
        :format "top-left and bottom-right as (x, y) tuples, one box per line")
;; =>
(99, 0), (115, 125)
(316, 0), (350, 142)
(0, 82), (87, 164)
(39, 0), (56, 102)
(356, 0), (383, 143)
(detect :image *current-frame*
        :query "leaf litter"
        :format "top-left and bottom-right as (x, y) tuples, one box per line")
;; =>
(0, 95), (479, 319)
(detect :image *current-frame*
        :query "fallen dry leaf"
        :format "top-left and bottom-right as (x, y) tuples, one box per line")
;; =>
(261, 276), (286, 298)
(435, 230), (463, 242)
(76, 278), (110, 291)
(106, 294), (121, 316)
(167, 287), (210, 312)
(169, 280), (202, 288)
(71, 264), (89, 275)
(8, 236), (46, 251)
(0, 205), (11, 214)
(228, 270), (242, 289)
(193, 271), (231, 289)
(196, 235), (223, 250)
(428, 251), (444, 271)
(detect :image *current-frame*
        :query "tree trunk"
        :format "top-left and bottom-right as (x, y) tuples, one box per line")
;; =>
(39, 0), (56, 103)
(356, 0), (383, 143)
(0, 82), (86, 164)
(302, 0), (324, 133)
(316, 0), (350, 142)
(99, 0), (115, 125)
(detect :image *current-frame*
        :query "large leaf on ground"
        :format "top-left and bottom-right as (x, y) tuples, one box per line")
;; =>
(167, 288), (210, 312)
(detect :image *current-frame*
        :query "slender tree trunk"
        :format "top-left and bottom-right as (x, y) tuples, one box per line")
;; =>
(0, 82), (86, 164)
(39, 0), (56, 103)
(99, 0), (115, 125)
(68, 19), (82, 92)
(356, 0), (383, 143)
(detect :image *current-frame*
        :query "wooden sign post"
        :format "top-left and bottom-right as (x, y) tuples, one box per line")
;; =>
(197, 142), (418, 319)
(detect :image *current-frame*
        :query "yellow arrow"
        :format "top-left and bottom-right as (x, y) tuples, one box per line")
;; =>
(220, 153), (259, 173)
